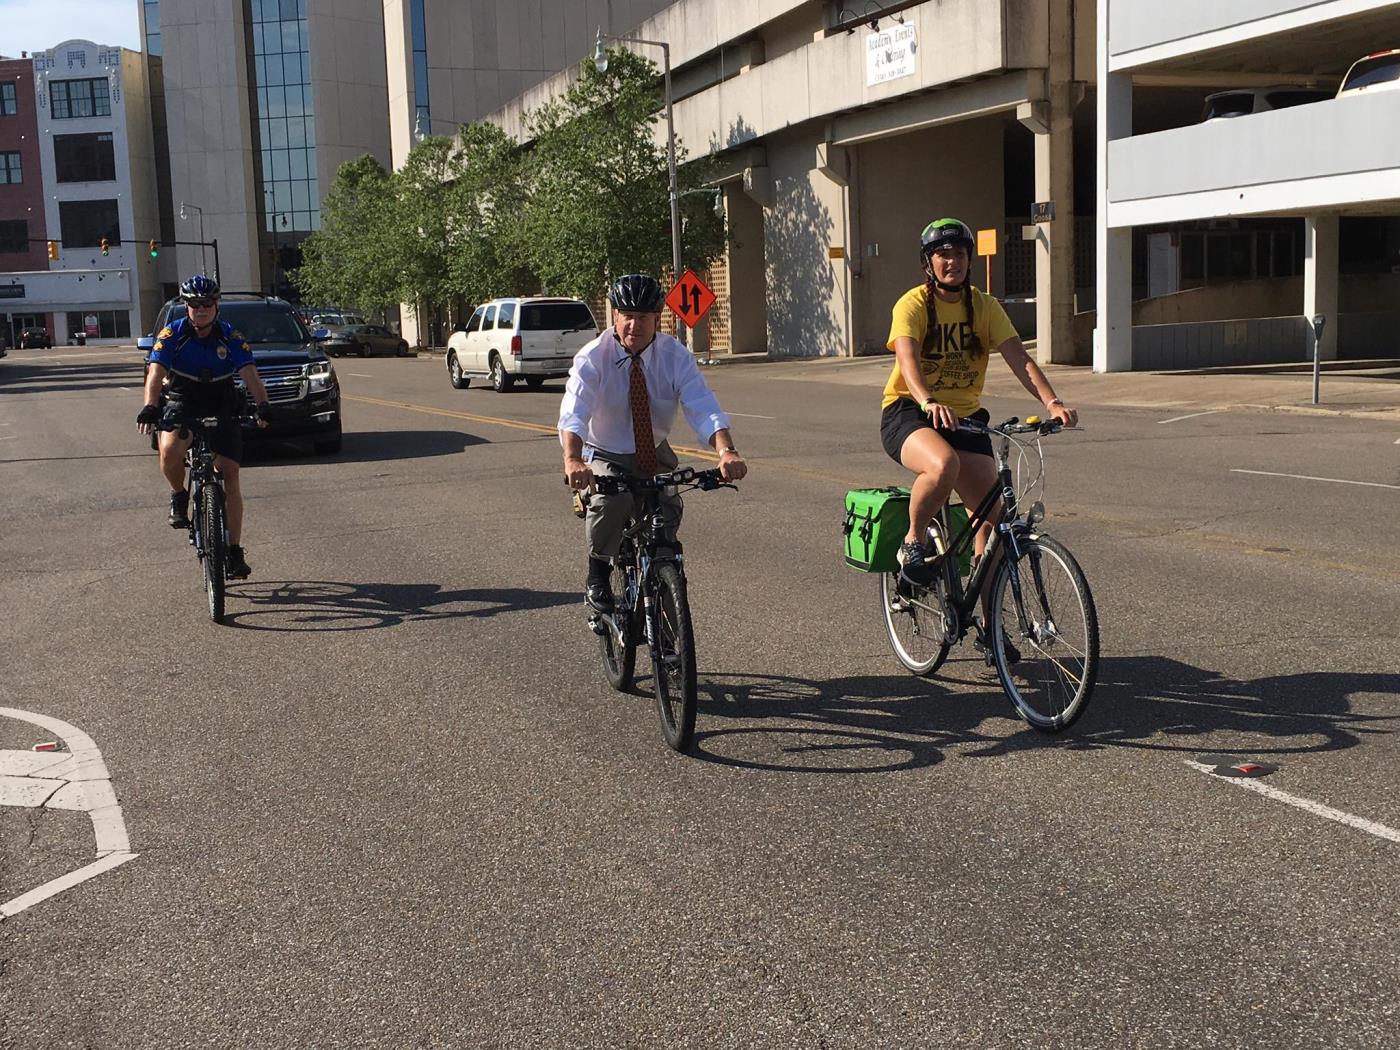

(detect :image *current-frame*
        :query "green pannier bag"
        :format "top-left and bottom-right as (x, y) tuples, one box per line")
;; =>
(842, 487), (910, 572)
(843, 488), (975, 576)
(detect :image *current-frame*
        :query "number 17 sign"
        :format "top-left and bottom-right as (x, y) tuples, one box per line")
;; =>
(665, 269), (716, 328)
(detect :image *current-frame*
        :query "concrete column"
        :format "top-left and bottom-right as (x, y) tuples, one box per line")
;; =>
(1027, 0), (1078, 365)
(1304, 214), (1339, 361)
(1094, 14), (1133, 373)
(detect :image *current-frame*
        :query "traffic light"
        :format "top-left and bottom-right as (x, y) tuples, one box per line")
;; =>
(47, 240), (59, 260)
(100, 237), (109, 256)
(148, 240), (159, 259)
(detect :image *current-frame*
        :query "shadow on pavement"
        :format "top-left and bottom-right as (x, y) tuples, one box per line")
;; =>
(0, 361), (143, 396)
(684, 655), (1397, 773)
(222, 579), (578, 631)
(245, 428), (488, 464)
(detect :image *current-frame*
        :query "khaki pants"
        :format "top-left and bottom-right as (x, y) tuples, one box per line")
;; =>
(586, 442), (683, 558)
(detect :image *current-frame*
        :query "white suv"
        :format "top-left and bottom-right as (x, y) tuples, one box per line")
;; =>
(446, 297), (599, 392)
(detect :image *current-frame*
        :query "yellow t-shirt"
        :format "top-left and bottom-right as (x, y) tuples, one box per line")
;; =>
(881, 284), (1019, 416)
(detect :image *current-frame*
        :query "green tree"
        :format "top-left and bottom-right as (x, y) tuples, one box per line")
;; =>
(442, 121), (534, 307)
(388, 134), (460, 328)
(293, 154), (397, 311)
(521, 48), (724, 301)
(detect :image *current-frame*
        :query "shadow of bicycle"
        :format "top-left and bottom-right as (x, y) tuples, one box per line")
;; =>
(686, 655), (1397, 773)
(223, 579), (578, 632)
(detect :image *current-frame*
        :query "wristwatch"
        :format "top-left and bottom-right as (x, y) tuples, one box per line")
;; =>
(1045, 398), (1064, 408)
(719, 445), (738, 455)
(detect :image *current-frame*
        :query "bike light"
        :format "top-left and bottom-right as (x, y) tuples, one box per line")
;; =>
(1027, 500), (1046, 524)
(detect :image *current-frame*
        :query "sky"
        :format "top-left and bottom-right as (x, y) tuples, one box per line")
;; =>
(0, 0), (141, 57)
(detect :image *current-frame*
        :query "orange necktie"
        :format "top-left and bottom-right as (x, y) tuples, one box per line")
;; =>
(628, 353), (658, 475)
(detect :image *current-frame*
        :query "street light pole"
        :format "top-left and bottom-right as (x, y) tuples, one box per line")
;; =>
(179, 201), (206, 274)
(594, 28), (686, 347)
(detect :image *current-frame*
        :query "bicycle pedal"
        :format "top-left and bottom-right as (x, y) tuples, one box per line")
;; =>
(588, 614), (609, 636)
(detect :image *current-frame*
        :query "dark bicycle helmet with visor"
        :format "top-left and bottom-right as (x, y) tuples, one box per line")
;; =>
(919, 218), (975, 290)
(179, 273), (220, 302)
(608, 273), (665, 313)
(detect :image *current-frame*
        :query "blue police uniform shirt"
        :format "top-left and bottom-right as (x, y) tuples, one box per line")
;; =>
(150, 316), (255, 383)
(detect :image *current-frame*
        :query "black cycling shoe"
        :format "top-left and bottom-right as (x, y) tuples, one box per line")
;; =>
(585, 582), (614, 614)
(225, 545), (252, 580)
(168, 490), (191, 529)
(897, 540), (941, 587)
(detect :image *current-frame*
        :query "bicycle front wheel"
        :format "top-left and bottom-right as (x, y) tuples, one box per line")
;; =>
(201, 483), (227, 624)
(651, 562), (697, 752)
(989, 535), (1098, 731)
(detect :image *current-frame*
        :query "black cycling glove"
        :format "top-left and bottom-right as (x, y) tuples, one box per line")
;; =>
(137, 403), (161, 426)
(255, 401), (272, 422)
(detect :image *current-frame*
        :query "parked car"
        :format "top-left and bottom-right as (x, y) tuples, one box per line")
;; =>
(1337, 49), (1400, 97)
(310, 312), (367, 329)
(317, 323), (410, 358)
(1200, 86), (1331, 121)
(138, 294), (342, 454)
(19, 327), (52, 349)
(446, 297), (599, 392)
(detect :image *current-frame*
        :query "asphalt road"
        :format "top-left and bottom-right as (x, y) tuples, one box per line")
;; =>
(1, 346), (1397, 1048)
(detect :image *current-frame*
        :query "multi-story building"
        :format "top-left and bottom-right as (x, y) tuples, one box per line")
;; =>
(454, 1), (1091, 361)
(139, 0), (391, 304)
(0, 54), (51, 347)
(0, 41), (163, 345)
(1097, 1), (1400, 370)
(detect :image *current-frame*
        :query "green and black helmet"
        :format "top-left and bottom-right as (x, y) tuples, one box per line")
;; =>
(919, 217), (975, 288)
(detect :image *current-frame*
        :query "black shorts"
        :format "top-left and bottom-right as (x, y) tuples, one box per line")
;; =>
(880, 399), (992, 464)
(161, 402), (244, 464)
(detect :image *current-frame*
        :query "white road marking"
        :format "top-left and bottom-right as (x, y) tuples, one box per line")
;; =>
(727, 411), (778, 420)
(0, 436), (16, 441)
(0, 707), (138, 919)
(1158, 410), (1220, 424)
(345, 373), (373, 378)
(1185, 760), (1400, 844)
(1230, 469), (1400, 491)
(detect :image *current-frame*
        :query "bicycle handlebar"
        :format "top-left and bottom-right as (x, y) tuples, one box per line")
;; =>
(591, 466), (734, 495)
(958, 416), (1065, 437)
(158, 414), (258, 431)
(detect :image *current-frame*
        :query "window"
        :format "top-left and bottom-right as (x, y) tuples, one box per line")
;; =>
(1, 83), (16, 116)
(65, 310), (131, 339)
(58, 199), (120, 248)
(54, 133), (116, 182)
(465, 307), (484, 333)
(51, 78), (111, 119)
(0, 219), (27, 253)
(521, 302), (597, 331)
(482, 304), (497, 330)
(496, 302), (516, 330)
(0, 152), (20, 184)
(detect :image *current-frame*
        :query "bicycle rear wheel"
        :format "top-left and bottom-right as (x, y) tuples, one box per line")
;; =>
(989, 535), (1098, 731)
(201, 483), (227, 624)
(597, 559), (637, 691)
(880, 517), (954, 676)
(651, 562), (697, 752)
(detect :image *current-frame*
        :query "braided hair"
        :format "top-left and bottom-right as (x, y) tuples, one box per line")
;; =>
(923, 277), (985, 359)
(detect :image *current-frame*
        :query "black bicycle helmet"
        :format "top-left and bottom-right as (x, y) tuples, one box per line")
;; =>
(919, 218), (975, 289)
(608, 273), (664, 313)
(179, 273), (220, 300)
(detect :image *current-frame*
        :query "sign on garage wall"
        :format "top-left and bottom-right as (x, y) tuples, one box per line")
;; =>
(866, 24), (917, 87)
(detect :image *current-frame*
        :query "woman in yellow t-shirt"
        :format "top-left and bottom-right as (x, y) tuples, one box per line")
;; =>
(882, 218), (1078, 584)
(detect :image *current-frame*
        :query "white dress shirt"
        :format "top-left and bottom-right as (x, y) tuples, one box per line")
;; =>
(558, 330), (730, 456)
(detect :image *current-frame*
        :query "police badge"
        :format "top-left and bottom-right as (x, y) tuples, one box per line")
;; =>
(216, 345), (228, 359)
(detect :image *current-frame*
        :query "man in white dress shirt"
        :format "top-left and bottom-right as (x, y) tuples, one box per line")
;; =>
(558, 273), (748, 612)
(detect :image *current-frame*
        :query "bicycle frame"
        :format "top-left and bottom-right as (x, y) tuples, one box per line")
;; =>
(601, 485), (683, 647)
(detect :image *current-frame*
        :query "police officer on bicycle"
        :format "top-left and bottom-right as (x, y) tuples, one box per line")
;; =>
(559, 273), (748, 612)
(136, 274), (271, 580)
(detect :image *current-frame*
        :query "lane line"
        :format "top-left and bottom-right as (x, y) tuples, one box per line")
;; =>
(1, 852), (138, 920)
(345, 373), (373, 378)
(1230, 468), (1400, 491)
(728, 411), (778, 420)
(343, 393), (718, 461)
(1185, 760), (1400, 845)
(1158, 410), (1220, 424)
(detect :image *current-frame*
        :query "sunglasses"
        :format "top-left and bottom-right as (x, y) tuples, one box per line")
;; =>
(186, 299), (217, 309)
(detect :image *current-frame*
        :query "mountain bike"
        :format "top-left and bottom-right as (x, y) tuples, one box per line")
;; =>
(881, 416), (1099, 731)
(162, 414), (249, 625)
(587, 467), (736, 752)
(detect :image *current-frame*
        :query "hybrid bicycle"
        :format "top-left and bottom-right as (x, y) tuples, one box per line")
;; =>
(161, 414), (250, 625)
(587, 467), (736, 751)
(881, 416), (1099, 731)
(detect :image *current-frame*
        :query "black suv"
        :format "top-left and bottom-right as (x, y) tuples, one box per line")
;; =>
(140, 294), (342, 454)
